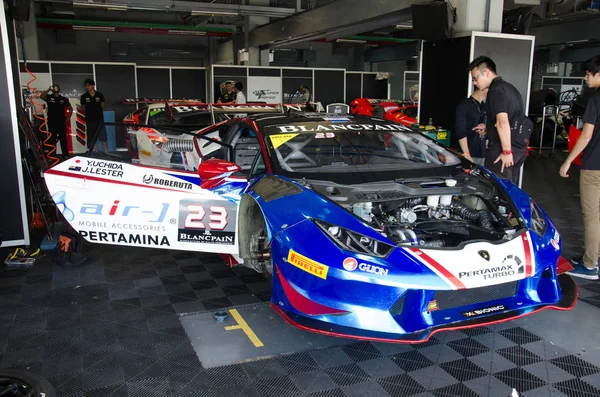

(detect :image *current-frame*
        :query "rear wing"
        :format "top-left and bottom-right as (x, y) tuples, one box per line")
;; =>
(124, 99), (326, 125)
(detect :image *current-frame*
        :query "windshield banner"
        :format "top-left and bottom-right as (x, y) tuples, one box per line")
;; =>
(271, 123), (408, 134)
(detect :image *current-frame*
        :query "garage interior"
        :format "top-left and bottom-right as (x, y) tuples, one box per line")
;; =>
(1, 0), (600, 396)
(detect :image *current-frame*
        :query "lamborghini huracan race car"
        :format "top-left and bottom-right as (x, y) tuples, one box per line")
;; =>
(350, 98), (418, 127)
(44, 113), (576, 342)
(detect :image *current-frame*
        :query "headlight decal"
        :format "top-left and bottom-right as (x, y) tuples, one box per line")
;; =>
(314, 219), (393, 258)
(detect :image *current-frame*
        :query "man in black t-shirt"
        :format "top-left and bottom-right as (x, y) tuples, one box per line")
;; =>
(217, 81), (236, 103)
(80, 78), (108, 152)
(41, 84), (73, 159)
(455, 87), (488, 165)
(468, 56), (529, 184)
(560, 55), (600, 280)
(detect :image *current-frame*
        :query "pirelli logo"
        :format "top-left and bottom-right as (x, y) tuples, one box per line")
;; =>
(287, 249), (329, 280)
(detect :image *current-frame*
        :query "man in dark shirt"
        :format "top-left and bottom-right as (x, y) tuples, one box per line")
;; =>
(468, 56), (530, 185)
(217, 81), (237, 103)
(80, 79), (108, 153)
(455, 87), (488, 165)
(559, 55), (600, 279)
(41, 84), (73, 159)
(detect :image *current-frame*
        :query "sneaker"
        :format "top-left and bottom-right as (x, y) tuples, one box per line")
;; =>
(570, 254), (600, 266)
(566, 260), (599, 280)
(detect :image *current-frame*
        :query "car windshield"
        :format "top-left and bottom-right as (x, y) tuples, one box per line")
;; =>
(263, 121), (460, 174)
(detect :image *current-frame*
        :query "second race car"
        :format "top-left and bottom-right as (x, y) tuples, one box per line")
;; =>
(350, 98), (418, 127)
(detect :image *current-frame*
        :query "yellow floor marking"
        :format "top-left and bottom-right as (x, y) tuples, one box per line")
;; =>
(224, 309), (264, 348)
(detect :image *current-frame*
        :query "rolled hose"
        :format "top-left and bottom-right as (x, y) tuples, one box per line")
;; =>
(162, 138), (195, 153)
(452, 203), (494, 230)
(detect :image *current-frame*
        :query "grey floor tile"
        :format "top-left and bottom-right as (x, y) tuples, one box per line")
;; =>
(341, 380), (391, 397)
(357, 357), (405, 380)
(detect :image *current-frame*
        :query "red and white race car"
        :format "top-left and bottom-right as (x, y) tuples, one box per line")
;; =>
(350, 98), (418, 127)
(123, 100), (315, 171)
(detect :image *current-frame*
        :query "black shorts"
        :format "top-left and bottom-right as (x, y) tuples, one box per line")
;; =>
(86, 121), (107, 145)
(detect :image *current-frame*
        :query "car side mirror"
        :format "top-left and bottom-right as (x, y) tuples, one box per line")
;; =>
(198, 158), (241, 188)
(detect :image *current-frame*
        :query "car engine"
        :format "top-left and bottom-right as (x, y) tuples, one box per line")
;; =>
(302, 171), (524, 248)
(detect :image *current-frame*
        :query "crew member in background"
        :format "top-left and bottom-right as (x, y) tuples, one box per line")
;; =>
(234, 82), (247, 118)
(235, 82), (246, 105)
(469, 56), (532, 184)
(217, 81), (237, 103)
(560, 55), (600, 280)
(41, 84), (73, 160)
(300, 84), (311, 103)
(80, 79), (108, 153)
(455, 86), (488, 165)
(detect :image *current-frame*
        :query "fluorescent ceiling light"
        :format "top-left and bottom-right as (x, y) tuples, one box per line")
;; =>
(73, 25), (116, 32)
(168, 30), (207, 36)
(336, 38), (366, 44)
(395, 23), (412, 29)
(53, 10), (76, 15)
(73, 2), (128, 11)
(191, 10), (239, 16)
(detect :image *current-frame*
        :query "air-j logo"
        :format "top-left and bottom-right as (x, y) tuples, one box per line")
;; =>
(80, 200), (169, 223)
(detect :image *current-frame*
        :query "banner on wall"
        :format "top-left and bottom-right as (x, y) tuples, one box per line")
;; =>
(247, 76), (282, 103)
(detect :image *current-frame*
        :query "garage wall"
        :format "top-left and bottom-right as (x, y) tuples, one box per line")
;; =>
(272, 42), (364, 70)
(1, 6), (29, 246)
(371, 59), (419, 101)
(36, 30), (209, 66)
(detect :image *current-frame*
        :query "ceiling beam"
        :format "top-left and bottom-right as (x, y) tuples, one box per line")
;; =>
(248, 0), (429, 48)
(529, 14), (600, 47)
(34, 0), (297, 18)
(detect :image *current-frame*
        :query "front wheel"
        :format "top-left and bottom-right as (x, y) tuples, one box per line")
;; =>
(0, 369), (56, 397)
(249, 226), (272, 277)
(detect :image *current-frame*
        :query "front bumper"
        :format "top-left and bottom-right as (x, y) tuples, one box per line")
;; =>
(269, 220), (577, 343)
(272, 272), (577, 343)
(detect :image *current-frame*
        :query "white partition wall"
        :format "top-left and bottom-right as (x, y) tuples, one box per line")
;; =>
(468, 32), (535, 114)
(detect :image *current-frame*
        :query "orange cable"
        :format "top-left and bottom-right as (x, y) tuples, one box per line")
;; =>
(25, 66), (60, 167)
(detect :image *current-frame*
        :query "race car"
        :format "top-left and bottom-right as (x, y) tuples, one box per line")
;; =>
(43, 112), (577, 343)
(123, 101), (320, 170)
(350, 98), (418, 127)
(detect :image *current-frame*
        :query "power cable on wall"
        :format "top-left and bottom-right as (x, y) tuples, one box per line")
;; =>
(19, 34), (60, 168)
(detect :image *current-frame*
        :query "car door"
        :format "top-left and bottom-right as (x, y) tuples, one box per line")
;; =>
(44, 122), (265, 256)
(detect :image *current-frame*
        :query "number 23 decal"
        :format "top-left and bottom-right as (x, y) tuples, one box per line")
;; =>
(184, 205), (228, 230)
(315, 132), (335, 139)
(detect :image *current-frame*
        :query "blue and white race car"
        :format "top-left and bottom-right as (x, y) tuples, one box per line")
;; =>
(44, 112), (577, 343)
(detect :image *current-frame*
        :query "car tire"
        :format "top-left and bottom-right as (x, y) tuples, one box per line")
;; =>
(0, 369), (56, 397)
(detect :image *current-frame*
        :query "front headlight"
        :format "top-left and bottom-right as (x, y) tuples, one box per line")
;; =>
(530, 200), (547, 237)
(314, 219), (394, 258)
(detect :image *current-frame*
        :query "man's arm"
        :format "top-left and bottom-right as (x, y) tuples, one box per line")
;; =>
(560, 96), (598, 177)
(488, 89), (514, 172)
(40, 87), (52, 101)
(65, 99), (73, 123)
(100, 92), (105, 110)
(495, 112), (512, 152)
(454, 102), (473, 161)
